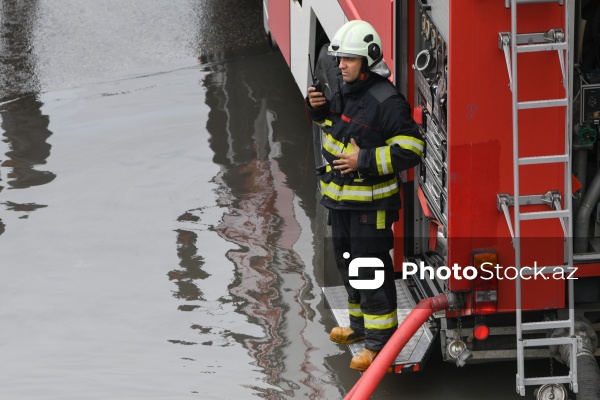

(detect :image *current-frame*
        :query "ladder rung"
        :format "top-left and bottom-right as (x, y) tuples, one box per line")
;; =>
(507, 0), (564, 6)
(520, 265), (571, 276)
(523, 376), (572, 387)
(516, 0), (563, 3)
(522, 336), (574, 347)
(519, 209), (569, 220)
(518, 154), (568, 165)
(518, 99), (568, 109)
(516, 42), (567, 53)
(521, 320), (573, 331)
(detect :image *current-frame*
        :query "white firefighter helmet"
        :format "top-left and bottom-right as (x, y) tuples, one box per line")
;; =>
(328, 20), (391, 78)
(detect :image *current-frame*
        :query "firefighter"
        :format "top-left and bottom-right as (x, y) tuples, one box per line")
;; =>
(306, 20), (424, 371)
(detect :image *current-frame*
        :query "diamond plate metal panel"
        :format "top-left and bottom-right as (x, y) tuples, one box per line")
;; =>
(323, 280), (437, 368)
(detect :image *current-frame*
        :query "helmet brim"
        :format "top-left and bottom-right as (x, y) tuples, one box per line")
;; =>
(327, 50), (364, 59)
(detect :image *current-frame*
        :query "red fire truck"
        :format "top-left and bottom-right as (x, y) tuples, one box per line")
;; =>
(264, 1), (600, 399)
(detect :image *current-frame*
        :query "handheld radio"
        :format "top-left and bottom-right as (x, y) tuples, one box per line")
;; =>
(308, 54), (323, 93)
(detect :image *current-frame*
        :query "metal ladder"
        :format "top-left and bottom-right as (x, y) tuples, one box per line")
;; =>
(497, 0), (578, 396)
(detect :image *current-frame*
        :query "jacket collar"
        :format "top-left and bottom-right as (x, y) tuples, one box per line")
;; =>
(340, 73), (376, 98)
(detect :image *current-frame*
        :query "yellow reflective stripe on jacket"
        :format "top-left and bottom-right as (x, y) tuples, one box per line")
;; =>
(364, 310), (398, 330)
(372, 177), (399, 200)
(348, 302), (363, 318)
(321, 176), (399, 202)
(376, 210), (386, 229)
(323, 133), (354, 157)
(386, 135), (425, 157)
(323, 133), (345, 156)
(315, 119), (333, 128)
(321, 181), (373, 202)
(375, 146), (393, 175)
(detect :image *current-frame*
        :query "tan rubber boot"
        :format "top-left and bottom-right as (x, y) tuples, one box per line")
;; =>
(329, 327), (365, 344)
(349, 349), (378, 371)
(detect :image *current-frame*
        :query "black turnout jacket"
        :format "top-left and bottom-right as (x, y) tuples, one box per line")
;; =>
(307, 74), (424, 211)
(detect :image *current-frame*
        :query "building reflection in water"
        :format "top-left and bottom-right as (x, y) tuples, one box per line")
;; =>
(0, 0), (55, 235)
(170, 48), (327, 398)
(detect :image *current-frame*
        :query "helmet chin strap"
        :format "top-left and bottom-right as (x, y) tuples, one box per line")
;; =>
(359, 58), (369, 81)
(346, 58), (370, 84)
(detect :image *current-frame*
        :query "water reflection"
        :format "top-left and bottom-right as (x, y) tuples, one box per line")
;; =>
(0, 0), (55, 233)
(1, 96), (55, 189)
(169, 227), (209, 309)
(171, 49), (328, 398)
(205, 53), (314, 397)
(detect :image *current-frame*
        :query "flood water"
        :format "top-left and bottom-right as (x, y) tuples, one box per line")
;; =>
(0, 1), (553, 399)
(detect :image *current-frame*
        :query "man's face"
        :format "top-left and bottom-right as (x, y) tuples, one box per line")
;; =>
(338, 56), (363, 83)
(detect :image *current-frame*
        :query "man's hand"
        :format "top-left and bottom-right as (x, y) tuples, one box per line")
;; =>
(307, 86), (326, 108)
(333, 138), (360, 174)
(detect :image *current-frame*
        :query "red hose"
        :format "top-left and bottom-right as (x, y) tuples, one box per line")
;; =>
(344, 293), (452, 400)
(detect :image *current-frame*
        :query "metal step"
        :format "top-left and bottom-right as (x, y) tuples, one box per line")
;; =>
(520, 265), (570, 276)
(522, 375), (572, 386)
(516, 41), (567, 53)
(517, 98), (568, 110)
(518, 154), (568, 165)
(522, 336), (574, 348)
(519, 209), (569, 221)
(521, 320), (572, 331)
(322, 279), (437, 373)
(506, 0), (563, 7)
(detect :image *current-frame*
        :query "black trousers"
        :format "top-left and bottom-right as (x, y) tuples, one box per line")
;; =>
(329, 208), (399, 351)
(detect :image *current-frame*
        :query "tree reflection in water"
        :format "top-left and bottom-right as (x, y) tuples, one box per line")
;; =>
(0, 0), (56, 235)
